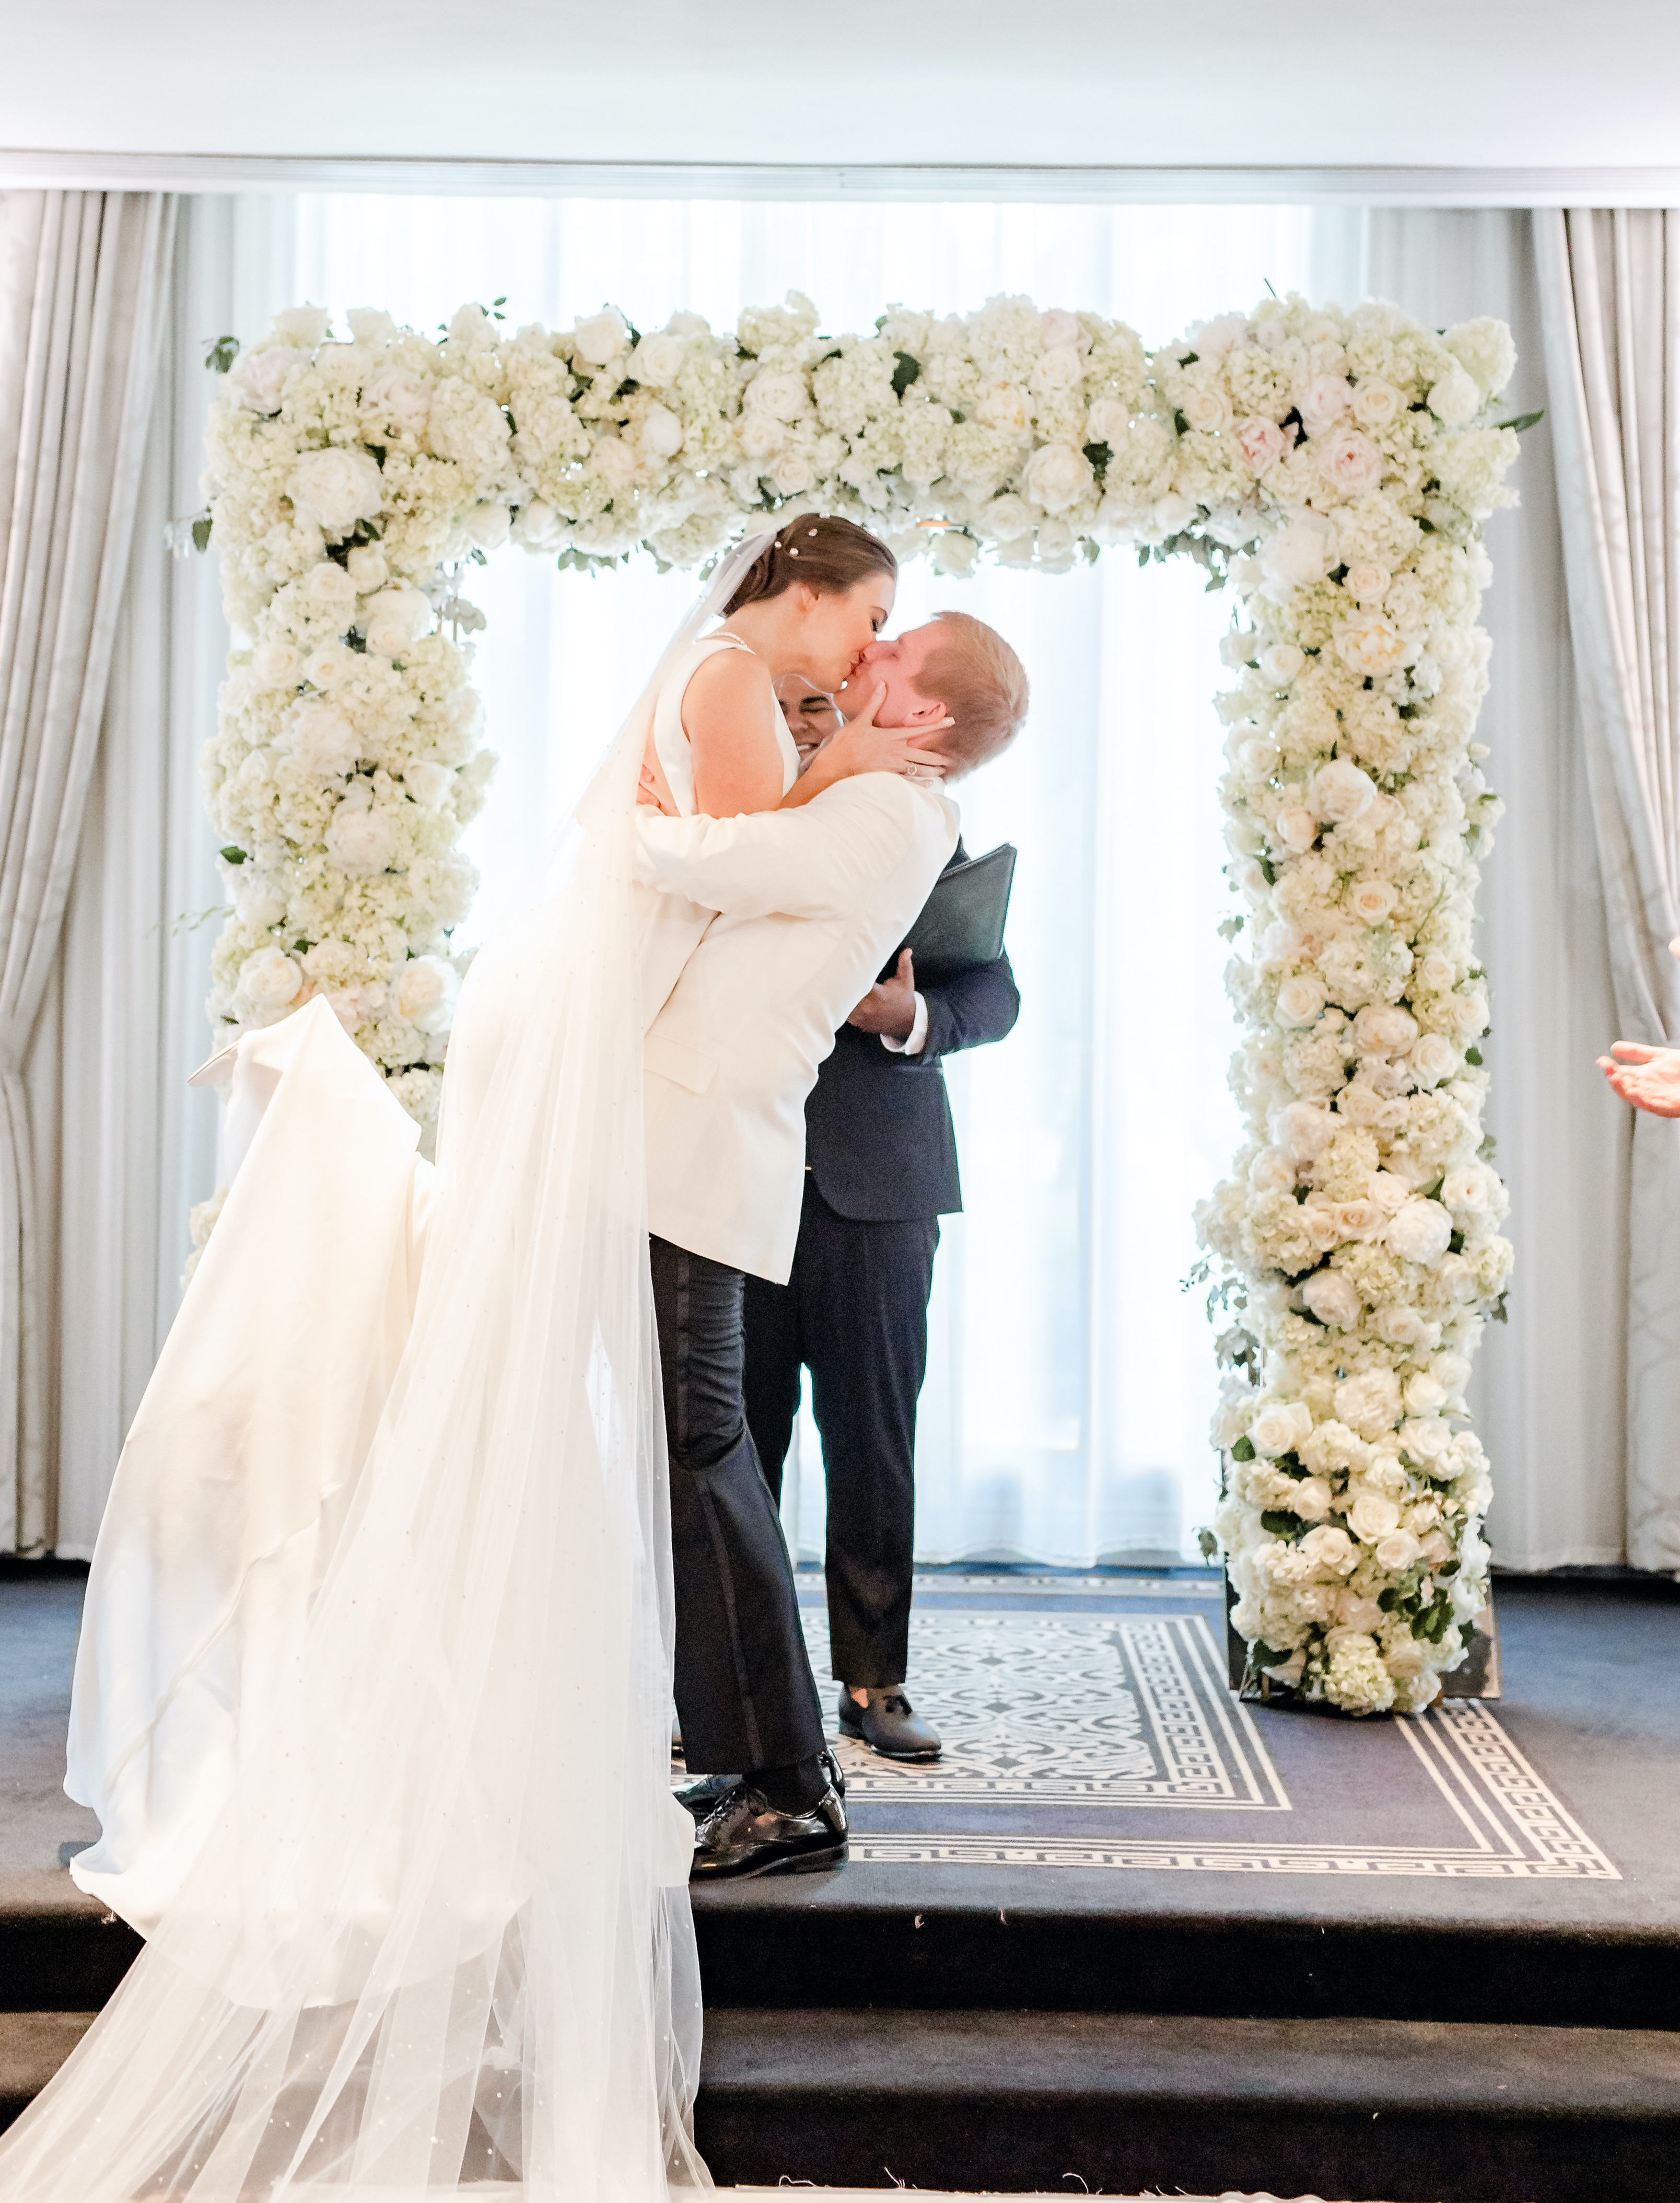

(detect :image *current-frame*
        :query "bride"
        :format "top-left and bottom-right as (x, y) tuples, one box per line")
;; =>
(0, 520), (938, 2201)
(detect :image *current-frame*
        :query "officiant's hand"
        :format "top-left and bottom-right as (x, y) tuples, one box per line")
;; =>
(848, 948), (918, 1039)
(1598, 1040), (1680, 1116)
(779, 686), (951, 809)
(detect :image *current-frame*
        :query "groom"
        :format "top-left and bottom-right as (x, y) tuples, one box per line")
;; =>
(633, 613), (1028, 1878)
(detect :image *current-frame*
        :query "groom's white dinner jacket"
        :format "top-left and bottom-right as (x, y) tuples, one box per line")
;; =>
(633, 772), (958, 1283)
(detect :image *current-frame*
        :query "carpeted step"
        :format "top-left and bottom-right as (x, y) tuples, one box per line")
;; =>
(0, 2012), (95, 2133)
(0, 1872), (142, 2011)
(692, 1876), (1680, 2032)
(695, 2005), (1680, 2203)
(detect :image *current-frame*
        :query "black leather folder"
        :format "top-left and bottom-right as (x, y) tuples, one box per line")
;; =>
(880, 842), (1017, 987)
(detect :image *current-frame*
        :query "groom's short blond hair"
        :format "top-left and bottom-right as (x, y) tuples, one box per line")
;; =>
(917, 612), (1029, 778)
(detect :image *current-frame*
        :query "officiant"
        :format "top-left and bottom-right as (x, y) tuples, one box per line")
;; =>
(743, 644), (1023, 1763)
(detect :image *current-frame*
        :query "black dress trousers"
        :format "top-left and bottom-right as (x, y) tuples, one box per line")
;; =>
(742, 1178), (940, 1687)
(649, 1233), (826, 1778)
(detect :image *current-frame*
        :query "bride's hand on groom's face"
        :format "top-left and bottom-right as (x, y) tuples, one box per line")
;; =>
(821, 684), (953, 782)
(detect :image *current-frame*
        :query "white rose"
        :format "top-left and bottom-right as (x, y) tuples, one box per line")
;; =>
(637, 401), (684, 460)
(1028, 308), (1079, 354)
(1409, 1033), (1459, 1087)
(1386, 1199), (1454, 1265)
(981, 493), (1036, 543)
(1344, 561), (1392, 605)
(1302, 1269), (1362, 1330)
(1374, 1529), (1422, 1572)
(404, 760), (456, 810)
(1432, 1351), (1473, 1393)
(345, 307), (396, 342)
(1442, 1165), (1493, 1213)
(1336, 1199), (1387, 1242)
(1035, 518), (1077, 569)
(394, 954), (460, 1035)
(1420, 1530), (1456, 1567)
(345, 544), (389, 593)
(1405, 1373), (1449, 1416)
(1374, 1303), (1431, 1347)
(1309, 758), (1377, 824)
(272, 304), (330, 346)
(1354, 1003), (1417, 1053)
(236, 945), (304, 1019)
(304, 561), (359, 621)
(1086, 397), (1129, 445)
(1347, 878), (1397, 926)
(1334, 610), (1409, 677)
(1401, 1416), (1454, 1463)
(1299, 1524), (1359, 1576)
(931, 530), (980, 577)
(228, 344), (304, 413)
(631, 333), (685, 387)
(1258, 642), (1306, 686)
(1248, 1147), (1297, 1193)
(1251, 1399), (1313, 1457)
(1437, 1252), (1479, 1303)
(302, 643), (356, 689)
(1291, 1477), (1333, 1522)
(1448, 990), (1490, 1037)
(771, 451), (818, 497)
(1271, 1100), (1337, 1162)
(1320, 428), (1384, 494)
(1276, 972), (1327, 1026)
(459, 503), (508, 552)
(363, 585), (432, 657)
(325, 791), (399, 875)
(251, 640), (301, 689)
(1348, 1490), (1401, 1543)
(573, 308), (631, 367)
(1276, 806), (1319, 854)
(978, 383), (1031, 434)
(359, 366), (433, 438)
(1151, 491), (1198, 535)
(1261, 513), (1338, 588)
(234, 877), (286, 929)
(1181, 386), (1233, 434)
(1371, 1172), (1413, 1217)
(1298, 374), (1352, 436)
(1428, 366), (1481, 426)
(1351, 379), (1404, 430)
(1022, 443), (1095, 516)
(1239, 738), (1280, 776)
(288, 699), (360, 777)
(288, 447), (385, 538)
(513, 499), (566, 551)
(744, 368), (808, 421)
(1030, 345), (1083, 396)
(738, 416), (783, 462)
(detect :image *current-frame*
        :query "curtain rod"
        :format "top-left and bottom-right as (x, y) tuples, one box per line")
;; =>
(2, 150), (1678, 206)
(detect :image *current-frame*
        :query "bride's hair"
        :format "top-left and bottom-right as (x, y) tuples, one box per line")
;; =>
(722, 515), (896, 613)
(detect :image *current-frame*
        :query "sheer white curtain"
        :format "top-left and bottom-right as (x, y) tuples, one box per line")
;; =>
(289, 196), (1366, 1567)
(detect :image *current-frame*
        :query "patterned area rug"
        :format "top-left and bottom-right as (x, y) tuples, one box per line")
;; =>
(797, 1573), (1616, 1882)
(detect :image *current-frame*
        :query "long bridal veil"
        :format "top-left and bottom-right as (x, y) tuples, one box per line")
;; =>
(0, 532), (774, 2202)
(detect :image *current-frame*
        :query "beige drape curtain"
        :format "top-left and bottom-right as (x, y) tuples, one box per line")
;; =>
(1535, 208), (1680, 1573)
(0, 191), (177, 1552)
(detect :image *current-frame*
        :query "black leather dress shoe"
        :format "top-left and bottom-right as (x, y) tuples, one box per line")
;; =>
(837, 1684), (941, 1761)
(673, 1770), (739, 1820)
(690, 1781), (848, 1880)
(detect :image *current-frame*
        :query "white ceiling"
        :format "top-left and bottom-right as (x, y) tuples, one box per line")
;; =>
(5, 0), (1680, 179)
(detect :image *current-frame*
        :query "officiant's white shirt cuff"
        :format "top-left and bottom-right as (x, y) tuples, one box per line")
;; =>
(881, 993), (929, 1057)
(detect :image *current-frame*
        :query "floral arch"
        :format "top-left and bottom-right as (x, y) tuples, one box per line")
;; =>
(197, 287), (1525, 1717)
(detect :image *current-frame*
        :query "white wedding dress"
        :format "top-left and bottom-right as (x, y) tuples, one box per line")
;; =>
(0, 537), (782, 2202)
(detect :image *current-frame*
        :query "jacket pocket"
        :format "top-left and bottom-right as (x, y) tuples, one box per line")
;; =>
(645, 1032), (718, 1095)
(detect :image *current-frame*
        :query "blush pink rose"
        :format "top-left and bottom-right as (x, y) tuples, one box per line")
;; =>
(1320, 428), (1384, 494)
(1236, 417), (1288, 472)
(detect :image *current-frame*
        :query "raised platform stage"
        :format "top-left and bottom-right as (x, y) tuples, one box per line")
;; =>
(4, 1561), (1679, 2200)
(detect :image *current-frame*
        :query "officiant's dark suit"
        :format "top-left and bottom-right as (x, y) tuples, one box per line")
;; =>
(742, 842), (1020, 1693)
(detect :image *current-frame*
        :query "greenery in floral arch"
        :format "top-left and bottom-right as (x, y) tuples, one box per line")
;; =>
(192, 285), (1528, 1713)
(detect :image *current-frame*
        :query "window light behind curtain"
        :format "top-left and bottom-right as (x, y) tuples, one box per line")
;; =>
(291, 199), (1369, 1565)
